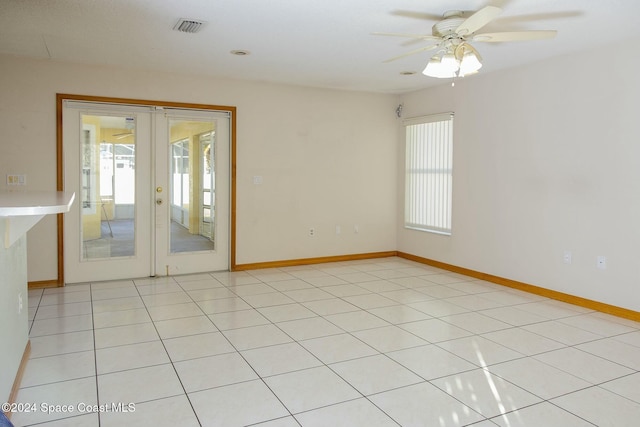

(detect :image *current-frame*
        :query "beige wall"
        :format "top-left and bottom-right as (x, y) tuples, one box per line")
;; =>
(398, 39), (640, 312)
(2, 36), (638, 314)
(0, 55), (399, 280)
(0, 227), (28, 403)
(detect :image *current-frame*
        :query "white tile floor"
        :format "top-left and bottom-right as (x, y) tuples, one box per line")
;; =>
(10, 257), (640, 426)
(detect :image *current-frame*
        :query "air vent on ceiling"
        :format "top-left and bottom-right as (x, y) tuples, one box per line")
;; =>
(173, 18), (205, 33)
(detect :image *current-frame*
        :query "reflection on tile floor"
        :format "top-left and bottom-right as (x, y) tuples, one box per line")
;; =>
(13, 257), (640, 426)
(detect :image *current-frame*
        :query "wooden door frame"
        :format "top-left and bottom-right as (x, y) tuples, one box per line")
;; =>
(55, 93), (237, 286)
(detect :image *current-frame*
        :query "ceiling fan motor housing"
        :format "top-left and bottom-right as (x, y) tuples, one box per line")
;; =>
(432, 11), (466, 39)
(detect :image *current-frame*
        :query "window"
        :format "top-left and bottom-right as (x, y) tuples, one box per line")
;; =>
(404, 112), (454, 234)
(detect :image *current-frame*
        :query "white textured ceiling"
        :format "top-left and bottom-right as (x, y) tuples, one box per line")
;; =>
(1, 0), (640, 94)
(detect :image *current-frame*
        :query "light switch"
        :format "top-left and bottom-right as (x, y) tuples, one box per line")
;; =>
(6, 174), (26, 185)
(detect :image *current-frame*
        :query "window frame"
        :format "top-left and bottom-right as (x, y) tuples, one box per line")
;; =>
(403, 112), (454, 235)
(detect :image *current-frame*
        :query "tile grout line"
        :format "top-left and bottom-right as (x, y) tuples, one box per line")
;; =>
(197, 273), (304, 426)
(20, 258), (640, 426)
(134, 275), (204, 427)
(89, 281), (101, 427)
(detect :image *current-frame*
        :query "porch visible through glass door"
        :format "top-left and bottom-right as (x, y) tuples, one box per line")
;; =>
(80, 114), (136, 260)
(169, 119), (216, 253)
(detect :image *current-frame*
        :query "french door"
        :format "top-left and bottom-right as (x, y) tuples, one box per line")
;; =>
(63, 101), (230, 283)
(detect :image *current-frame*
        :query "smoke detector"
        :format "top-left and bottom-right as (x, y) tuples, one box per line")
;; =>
(173, 19), (206, 34)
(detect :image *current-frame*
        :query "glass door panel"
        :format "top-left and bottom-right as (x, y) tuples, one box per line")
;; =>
(80, 114), (137, 259)
(168, 119), (216, 253)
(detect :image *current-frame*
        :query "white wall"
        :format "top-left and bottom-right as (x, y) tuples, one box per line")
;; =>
(398, 40), (640, 312)
(0, 55), (399, 280)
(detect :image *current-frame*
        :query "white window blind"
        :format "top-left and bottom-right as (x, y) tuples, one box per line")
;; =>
(404, 113), (453, 234)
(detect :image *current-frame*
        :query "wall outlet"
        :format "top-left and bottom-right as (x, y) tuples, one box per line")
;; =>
(597, 256), (606, 270)
(308, 227), (315, 237)
(354, 225), (359, 234)
(563, 250), (572, 264)
(18, 293), (23, 314)
(335, 225), (341, 235)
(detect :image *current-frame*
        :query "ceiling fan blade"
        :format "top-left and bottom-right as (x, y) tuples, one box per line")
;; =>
(383, 44), (439, 63)
(495, 11), (582, 26)
(473, 30), (557, 42)
(456, 5), (503, 35)
(372, 32), (441, 41)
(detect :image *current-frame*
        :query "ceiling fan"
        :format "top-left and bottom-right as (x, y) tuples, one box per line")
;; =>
(113, 132), (134, 140)
(374, 5), (557, 78)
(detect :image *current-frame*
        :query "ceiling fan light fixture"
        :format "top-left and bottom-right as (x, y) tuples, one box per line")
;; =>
(422, 55), (457, 78)
(441, 52), (458, 71)
(458, 50), (482, 76)
(422, 46), (482, 79)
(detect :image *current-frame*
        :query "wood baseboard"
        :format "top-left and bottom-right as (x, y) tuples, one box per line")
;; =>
(234, 250), (639, 322)
(233, 251), (398, 271)
(28, 279), (61, 290)
(397, 252), (640, 322)
(30, 250), (636, 320)
(5, 340), (31, 420)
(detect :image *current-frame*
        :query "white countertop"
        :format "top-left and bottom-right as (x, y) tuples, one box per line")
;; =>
(1, 191), (75, 248)
(0, 191), (75, 216)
